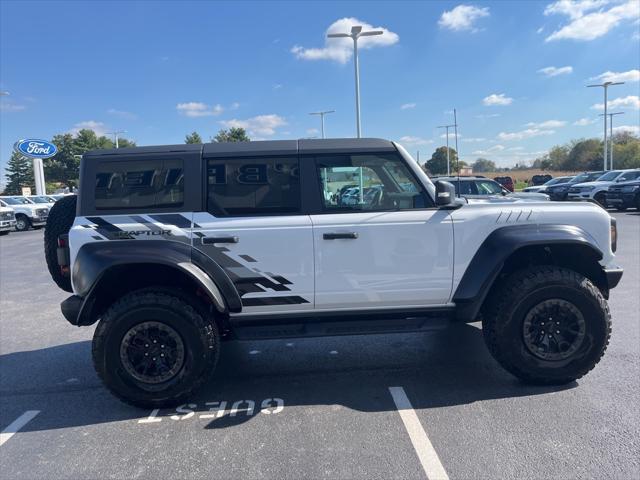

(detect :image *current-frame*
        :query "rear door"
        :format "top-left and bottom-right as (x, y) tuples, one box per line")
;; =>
(192, 152), (314, 315)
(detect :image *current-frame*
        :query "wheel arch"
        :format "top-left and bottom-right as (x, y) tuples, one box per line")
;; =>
(453, 224), (606, 322)
(72, 240), (242, 326)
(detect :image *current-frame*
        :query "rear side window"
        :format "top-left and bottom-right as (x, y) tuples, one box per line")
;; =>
(95, 159), (184, 210)
(207, 156), (300, 216)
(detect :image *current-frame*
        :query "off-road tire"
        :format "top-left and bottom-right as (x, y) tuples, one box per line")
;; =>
(44, 195), (77, 292)
(482, 266), (611, 385)
(92, 290), (220, 408)
(15, 214), (30, 232)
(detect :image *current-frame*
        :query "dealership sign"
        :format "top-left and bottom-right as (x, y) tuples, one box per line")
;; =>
(14, 139), (58, 159)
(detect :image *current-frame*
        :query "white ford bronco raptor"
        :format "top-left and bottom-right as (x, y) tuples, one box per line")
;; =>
(44, 139), (622, 408)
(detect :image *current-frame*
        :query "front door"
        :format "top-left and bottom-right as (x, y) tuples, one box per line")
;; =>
(193, 154), (314, 315)
(310, 153), (454, 311)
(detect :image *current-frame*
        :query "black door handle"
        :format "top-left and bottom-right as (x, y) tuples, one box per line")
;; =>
(202, 236), (239, 244)
(323, 232), (358, 240)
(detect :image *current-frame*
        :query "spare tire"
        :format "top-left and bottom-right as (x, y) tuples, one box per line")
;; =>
(44, 195), (77, 292)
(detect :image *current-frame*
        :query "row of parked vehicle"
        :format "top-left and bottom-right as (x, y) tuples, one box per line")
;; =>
(0, 194), (69, 235)
(522, 169), (640, 209)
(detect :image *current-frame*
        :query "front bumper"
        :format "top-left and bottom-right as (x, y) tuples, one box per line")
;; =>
(603, 266), (623, 290)
(567, 192), (592, 201)
(606, 192), (638, 208)
(548, 191), (569, 201)
(0, 220), (16, 231)
(30, 216), (47, 226)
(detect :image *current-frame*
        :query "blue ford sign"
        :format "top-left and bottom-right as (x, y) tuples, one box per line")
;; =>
(14, 138), (58, 159)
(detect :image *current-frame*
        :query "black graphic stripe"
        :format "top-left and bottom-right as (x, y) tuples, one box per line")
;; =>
(241, 296), (309, 307)
(239, 254), (257, 263)
(148, 214), (191, 229)
(85, 216), (132, 240)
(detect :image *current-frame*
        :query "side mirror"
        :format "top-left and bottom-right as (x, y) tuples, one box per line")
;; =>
(435, 180), (456, 207)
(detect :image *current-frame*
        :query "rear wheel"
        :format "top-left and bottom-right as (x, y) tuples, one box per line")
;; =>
(92, 290), (219, 408)
(482, 266), (610, 385)
(44, 195), (76, 292)
(15, 214), (30, 231)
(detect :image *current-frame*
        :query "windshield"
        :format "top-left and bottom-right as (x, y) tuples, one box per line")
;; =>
(571, 172), (601, 183)
(1, 197), (32, 205)
(544, 176), (571, 186)
(596, 170), (622, 182)
(29, 196), (52, 204)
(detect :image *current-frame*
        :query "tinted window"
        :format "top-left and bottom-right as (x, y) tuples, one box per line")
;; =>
(95, 159), (184, 210)
(315, 154), (431, 211)
(618, 171), (640, 182)
(207, 157), (300, 216)
(476, 180), (504, 195)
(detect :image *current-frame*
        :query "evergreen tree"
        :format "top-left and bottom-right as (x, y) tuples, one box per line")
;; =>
(185, 131), (203, 144)
(212, 127), (250, 143)
(4, 151), (34, 194)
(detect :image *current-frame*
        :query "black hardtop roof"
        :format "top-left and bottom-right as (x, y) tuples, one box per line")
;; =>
(83, 138), (396, 158)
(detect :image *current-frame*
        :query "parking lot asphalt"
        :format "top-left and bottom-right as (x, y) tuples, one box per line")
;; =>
(1, 212), (639, 480)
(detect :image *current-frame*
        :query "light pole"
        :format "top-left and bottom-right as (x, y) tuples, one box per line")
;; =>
(309, 110), (335, 139)
(106, 130), (126, 148)
(437, 124), (456, 175)
(599, 112), (624, 169)
(328, 25), (383, 138)
(587, 81), (624, 170)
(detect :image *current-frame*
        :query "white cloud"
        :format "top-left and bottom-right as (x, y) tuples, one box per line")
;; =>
(591, 95), (640, 110)
(462, 137), (487, 143)
(497, 128), (555, 141)
(291, 17), (399, 64)
(589, 69), (640, 83)
(306, 128), (319, 136)
(0, 102), (26, 112)
(273, 84), (283, 90)
(399, 136), (433, 146)
(545, 0), (639, 41)
(438, 5), (490, 32)
(440, 132), (463, 139)
(230, 102), (240, 110)
(574, 117), (597, 125)
(613, 124), (640, 135)
(525, 120), (567, 128)
(70, 120), (109, 137)
(475, 113), (501, 119)
(472, 144), (506, 155)
(400, 103), (417, 110)
(177, 102), (224, 117)
(107, 108), (137, 120)
(220, 114), (287, 136)
(544, 0), (610, 20)
(538, 65), (573, 77)
(483, 93), (513, 106)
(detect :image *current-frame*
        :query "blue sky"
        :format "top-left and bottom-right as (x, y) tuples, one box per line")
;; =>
(1, 0), (639, 174)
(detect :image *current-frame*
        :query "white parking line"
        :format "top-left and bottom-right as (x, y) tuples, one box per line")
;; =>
(388, 387), (449, 480)
(0, 410), (40, 447)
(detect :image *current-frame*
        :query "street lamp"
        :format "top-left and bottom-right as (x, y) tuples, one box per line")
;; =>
(309, 110), (335, 139)
(587, 81), (624, 170)
(106, 130), (127, 149)
(599, 112), (624, 169)
(437, 124), (456, 175)
(327, 25), (383, 138)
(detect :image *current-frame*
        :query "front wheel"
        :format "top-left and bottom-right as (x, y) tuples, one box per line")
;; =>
(482, 266), (610, 385)
(15, 215), (30, 231)
(594, 192), (607, 207)
(92, 290), (220, 408)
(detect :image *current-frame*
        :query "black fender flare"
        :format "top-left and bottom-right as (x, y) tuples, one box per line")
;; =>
(452, 224), (603, 322)
(71, 240), (242, 325)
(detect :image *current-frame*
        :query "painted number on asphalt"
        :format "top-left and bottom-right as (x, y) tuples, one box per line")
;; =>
(139, 398), (284, 424)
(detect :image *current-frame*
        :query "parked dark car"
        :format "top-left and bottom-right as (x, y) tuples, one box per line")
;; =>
(530, 174), (553, 186)
(606, 179), (640, 211)
(494, 176), (514, 192)
(545, 171), (604, 201)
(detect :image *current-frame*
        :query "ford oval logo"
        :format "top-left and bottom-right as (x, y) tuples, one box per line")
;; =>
(14, 139), (58, 159)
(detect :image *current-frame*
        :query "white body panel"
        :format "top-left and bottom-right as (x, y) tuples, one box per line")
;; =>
(192, 213), (315, 315)
(311, 209), (454, 309)
(449, 201), (616, 293)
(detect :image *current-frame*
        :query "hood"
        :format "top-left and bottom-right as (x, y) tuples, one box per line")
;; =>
(610, 179), (640, 187)
(510, 192), (549, 200)
(572, 180), (613, 188)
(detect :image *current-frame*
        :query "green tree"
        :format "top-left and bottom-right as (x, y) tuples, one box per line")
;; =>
(3, 151), (35, 194)
(185, 131), (203, 144)
(567, 139), (603, 171)
(471, 158), (497, 172)
(212, 127), (250, 143)
(425, 146), (458, 175)
(611, 132), (640, 169)
(45, 133), (79, 187)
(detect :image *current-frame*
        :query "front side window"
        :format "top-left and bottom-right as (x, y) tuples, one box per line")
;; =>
(476, 180), (504, 195)
(597, 170), (623, 182)
(315, 154), (431, 211)
(207, 156), (300, 216)
(95, 159), (184, 210)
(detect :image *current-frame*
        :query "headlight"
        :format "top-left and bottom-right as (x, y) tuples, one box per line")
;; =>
(622, 185), (640, 192)
(581, 186), (595, 191)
